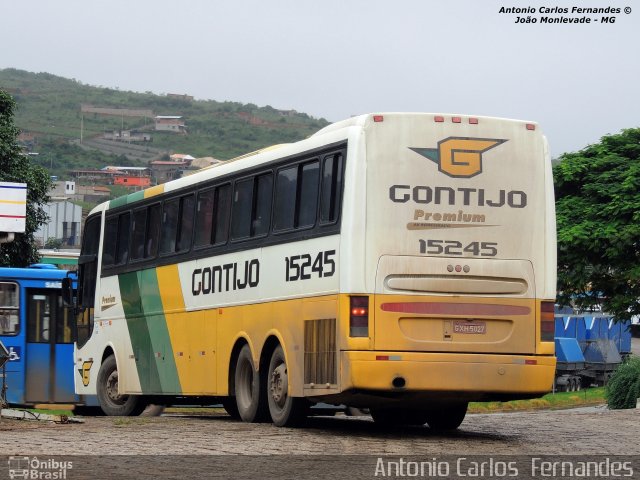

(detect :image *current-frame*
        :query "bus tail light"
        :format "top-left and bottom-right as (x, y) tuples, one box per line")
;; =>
(350, 296), (369, 337)
(540, 301), (555, 341)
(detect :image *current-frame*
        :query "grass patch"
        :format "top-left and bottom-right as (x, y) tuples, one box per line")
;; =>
(469, 387), (606, 413)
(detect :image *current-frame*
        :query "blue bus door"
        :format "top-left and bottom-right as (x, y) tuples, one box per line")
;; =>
(24, 288), (76, 403)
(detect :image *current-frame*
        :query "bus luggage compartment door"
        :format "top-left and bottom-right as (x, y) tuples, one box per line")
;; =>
(373, 255), (536, 354)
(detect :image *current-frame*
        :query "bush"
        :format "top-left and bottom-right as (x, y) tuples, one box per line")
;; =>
(606, 357), (640, 409)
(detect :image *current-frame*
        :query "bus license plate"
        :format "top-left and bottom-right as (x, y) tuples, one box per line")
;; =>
(453, 321), (486, 334)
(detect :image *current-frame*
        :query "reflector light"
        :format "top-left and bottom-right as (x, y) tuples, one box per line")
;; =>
(469, 118), (479, 124)
(373, 115), (384, 122)
(434, 116), (445, 122)
(525, 359), (538, 365)
(452, 117), (461, 123)
(455, 265), (462, 272)
(526, 123), (536, 130)
(350, 296), (369, 337)
(540, 301), (555, 341)
(376, 355), (389, 361)
(447, 265), (454, 272)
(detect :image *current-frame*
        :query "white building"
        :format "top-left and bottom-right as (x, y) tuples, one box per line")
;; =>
(35, 201), (83, 247)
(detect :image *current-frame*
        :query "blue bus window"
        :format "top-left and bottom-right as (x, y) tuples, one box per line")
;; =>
(0, 282), (19, 335)
(27, 293), (51, 343)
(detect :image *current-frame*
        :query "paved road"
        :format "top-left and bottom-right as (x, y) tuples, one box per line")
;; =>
(1, 407), (638, 456)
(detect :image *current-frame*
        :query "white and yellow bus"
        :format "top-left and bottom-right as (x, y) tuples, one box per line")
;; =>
(67, 113), (556, 428)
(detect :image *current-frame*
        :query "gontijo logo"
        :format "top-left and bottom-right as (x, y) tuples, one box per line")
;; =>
(410, 137), (507, 178)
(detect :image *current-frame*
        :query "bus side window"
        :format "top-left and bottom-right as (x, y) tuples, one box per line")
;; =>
(252, 173), (273, 237)
(116, 212), (131, 264)
(161, 199), (180, 254)
(231, 178), (253, 240)
(195, 189), (215, 247)
(274, 166), (297, 231)
(298, 161), (319, 228)
(131, 208), (147, 261)
(0, 282), (19, 335)
(214, 184), (231, 245)
(176, 194), (195, 252)
(320, 152), (344, 224)
(102, 217), (118, 267)
(146, 204), (162, 258)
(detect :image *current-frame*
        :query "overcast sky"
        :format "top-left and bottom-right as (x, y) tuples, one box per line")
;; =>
(2, 0), (638, 157)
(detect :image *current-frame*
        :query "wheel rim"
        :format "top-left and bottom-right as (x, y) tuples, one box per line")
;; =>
(105, 370), (127, 406)
(269, 362), (288, 410)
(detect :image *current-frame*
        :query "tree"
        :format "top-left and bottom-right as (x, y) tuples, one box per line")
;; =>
(0, 90), (52, 266)
(553, 128), (640, 320)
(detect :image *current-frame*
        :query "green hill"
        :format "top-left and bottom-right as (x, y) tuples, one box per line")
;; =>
(0, 68), (329, 178)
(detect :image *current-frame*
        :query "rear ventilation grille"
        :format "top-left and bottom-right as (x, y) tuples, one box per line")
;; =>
(304, 318), (337, 386)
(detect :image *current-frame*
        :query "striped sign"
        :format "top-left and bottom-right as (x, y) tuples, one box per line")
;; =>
(0, 182), (27, 232)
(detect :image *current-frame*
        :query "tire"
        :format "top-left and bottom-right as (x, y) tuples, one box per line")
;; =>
(267, 345), (309, 427)
(222, 397), (240, 419)
(234, 345), (268, 422)
(424, 403), (468, 430)
(370, 408), (429, 426)
(96, 355), (147, 416)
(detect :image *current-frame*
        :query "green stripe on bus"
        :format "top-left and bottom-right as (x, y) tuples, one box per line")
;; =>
(109, 190), (145, 209)
(138, 268), (181, 393)
(119, 271), (162, 393)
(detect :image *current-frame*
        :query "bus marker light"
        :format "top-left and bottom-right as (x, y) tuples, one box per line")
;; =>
(455, 265), (462, 272)
(376, 355), (402, 361)
(526, 123), (536, 130)
(525, 359), (537, 365)
(434, 116), (445, 122)
(447, 265), (454, 272)
(469, 118), (479, 124)
(373, 115), (384, 122)
(350, 296), (369, 337)
(463, 265), (470, 273)
(452, 117), (461, 123)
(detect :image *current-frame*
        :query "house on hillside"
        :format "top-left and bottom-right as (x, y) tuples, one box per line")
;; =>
(155, 116), (186, 133)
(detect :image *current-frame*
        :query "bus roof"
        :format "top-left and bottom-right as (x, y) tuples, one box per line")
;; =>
(0, 265), (73, 281)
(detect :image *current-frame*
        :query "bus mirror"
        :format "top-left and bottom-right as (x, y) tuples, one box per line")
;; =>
(62, 277), (75, 308)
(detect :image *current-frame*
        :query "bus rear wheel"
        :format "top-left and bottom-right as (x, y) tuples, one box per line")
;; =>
(267, 345), (308, 427)
(234, 345), (267, 422)
(424, 403), (468, 430)
(97, 355), (148, 416)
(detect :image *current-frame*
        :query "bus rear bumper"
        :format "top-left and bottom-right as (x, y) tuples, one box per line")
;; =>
(341, 351), (556, 397)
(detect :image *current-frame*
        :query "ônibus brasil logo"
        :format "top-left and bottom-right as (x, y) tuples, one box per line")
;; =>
(410, 137), (507, 178)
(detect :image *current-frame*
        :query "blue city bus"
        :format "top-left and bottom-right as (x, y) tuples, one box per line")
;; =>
(0, 264), (99, 408)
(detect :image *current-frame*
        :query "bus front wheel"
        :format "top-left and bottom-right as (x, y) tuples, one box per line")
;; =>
(234, 345), (267, 422)
(267, 345), (308, 427)
(97, 355), (148, 416)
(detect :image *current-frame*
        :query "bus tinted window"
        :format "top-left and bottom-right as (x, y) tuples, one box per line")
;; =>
(80, 215), (100, 309)
(320, 153), (343, 224)
(195, 189), (215, 247)
(131, 208), (147, 261)
(253, 173), (273, 237)
(177, 194), (195, 252)
(274, 166), (297, 231)
(146, 204), (162, 258)
(214, 184), (231, 245)
(116, 213), (130, 265)
(231, 178), (253, 240)
(0, 282), (19, 335)
(102, 217), (118, 266)
(298, 161), (319, 228)
(161, 199), (180, 254)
